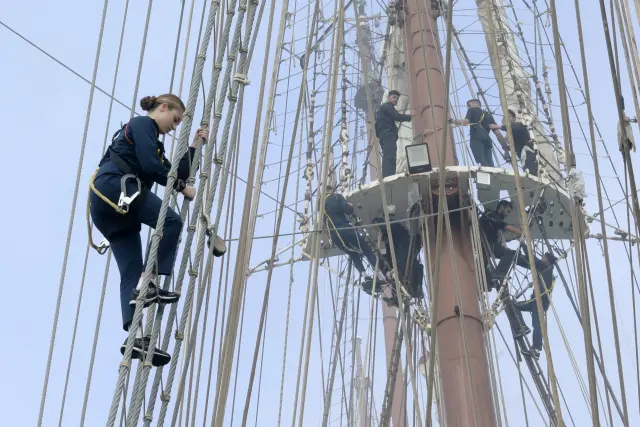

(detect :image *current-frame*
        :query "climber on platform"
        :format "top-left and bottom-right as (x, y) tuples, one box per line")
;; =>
(450, 98), (509, 167)
(375, 90), (412, 178)
(513, 250), (558, 360)
(479, 200), (528, 290)
(489, 109), (538, 176)
(89, 94), (224, 367)
(324, 181), (379, 279)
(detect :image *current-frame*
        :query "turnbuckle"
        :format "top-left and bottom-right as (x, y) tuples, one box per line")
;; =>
(118, 174), (142, 213)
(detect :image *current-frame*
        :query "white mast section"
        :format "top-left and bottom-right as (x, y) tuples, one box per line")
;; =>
(475, 0), (563, 182)
(383, 24), (414, 175)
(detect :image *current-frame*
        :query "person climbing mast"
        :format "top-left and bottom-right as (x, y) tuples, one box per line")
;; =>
(375, 90), (412, 177)
(513, 250), (558, 360)
(324, 180), (378, 279)
(479, 200), (528, 290)
(88, 94), (224, 367)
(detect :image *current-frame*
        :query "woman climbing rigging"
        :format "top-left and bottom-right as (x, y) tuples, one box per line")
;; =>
(89, 93), (206, 367)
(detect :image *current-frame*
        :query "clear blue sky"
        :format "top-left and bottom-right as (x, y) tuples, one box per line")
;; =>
(1, 0), (639, 426)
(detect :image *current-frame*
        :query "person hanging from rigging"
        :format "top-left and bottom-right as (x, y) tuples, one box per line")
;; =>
(324, 179), (379, 281)
(512, 250), (558, 360)
(479, 200), (528, 291)
(88, 94), (223, 367)
(375, 90), (412, 178)
(450, 98), (509, 167)
(489, 109), (538, 176)
(372, 210), (424, 299)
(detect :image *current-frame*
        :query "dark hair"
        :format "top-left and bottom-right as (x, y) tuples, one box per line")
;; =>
(388, 90), (401, 97)
(140, 94), (186, 112)
(508, 109), (516, 119)
(467, 98), (481, 107)
(496, 200), (514, 210)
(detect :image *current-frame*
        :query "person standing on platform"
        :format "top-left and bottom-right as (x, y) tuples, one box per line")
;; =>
(490, 109), (538, 176)
(450, 98), (509, 167)
(375, 90), (412, 178)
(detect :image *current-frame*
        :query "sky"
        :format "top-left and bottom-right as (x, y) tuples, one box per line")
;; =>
(2, 0), (640, 426)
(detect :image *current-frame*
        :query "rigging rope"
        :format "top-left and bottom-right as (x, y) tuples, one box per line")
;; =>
(38, 2), (110, 425)
(106, 0), (222, 422)
(482, 0), (565, 423)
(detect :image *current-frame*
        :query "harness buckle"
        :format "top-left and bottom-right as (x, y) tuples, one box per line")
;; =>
(118, 174), (142, 213)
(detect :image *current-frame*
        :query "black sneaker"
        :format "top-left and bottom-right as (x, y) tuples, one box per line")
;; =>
(514, 325), (531, 339)
(521, 347), (540, 360)
(120, 336), (171, 367)
(130, 283), (180, 307)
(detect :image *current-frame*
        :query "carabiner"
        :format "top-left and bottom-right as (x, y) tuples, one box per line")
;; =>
(97, 239), (111, 255)
(118, 174), (142, 213)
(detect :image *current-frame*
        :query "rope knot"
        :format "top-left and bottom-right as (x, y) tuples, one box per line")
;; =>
(119, 361), (130, 370)
(197, 53), (206, 60)
(175, 331), (184, 340)
(187, 224), (197, 232)
(234, 73), (250, 85)
(214, 156), (224, 165)
(188, 268), (198, 277)
(144, 414), (153, 422)
(153, 230), (164, 240)
(160, 392), (171, 402)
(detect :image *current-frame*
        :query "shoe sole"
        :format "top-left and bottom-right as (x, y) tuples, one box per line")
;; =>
(120, 344), (172, 367)
(129, 295), (158, 307)
(158, 294), (180, 304)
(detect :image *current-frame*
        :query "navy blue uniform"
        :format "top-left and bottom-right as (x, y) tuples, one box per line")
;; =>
(501, 122), (538, 176)
(480, 210), (528, 286)
(516, 258), (554, 351)
(465, 107), (496, 167)
(379, 222), (424, 298)
(90, 116), (195, 330)
(375, 102), (411, 177)
(324, 193), (377, 274)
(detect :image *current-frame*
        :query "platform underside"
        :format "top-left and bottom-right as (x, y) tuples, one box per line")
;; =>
(303, 166), (580, 260)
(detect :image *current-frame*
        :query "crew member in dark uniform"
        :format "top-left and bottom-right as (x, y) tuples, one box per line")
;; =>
(491, 109), (538, 176)
(375, 219), (424, 298)
(514, 250), (557, 360)
(451, 98), (508, 167)
(324, 184), (378, 277)
(375, 90), (412, 177)
(89, 94), (210, 367)
(479, 200), (528, 290)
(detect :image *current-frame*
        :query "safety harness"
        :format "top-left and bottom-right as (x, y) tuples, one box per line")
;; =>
(86, 122), (164, 254)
